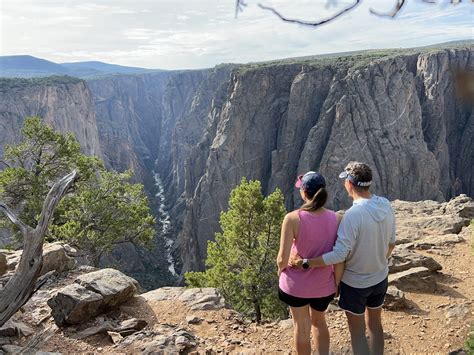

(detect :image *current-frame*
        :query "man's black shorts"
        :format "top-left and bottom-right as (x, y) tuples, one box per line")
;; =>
(278, 288), (335, 312)
(339, 277), (388, 315)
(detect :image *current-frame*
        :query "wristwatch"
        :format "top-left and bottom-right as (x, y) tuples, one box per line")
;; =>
(302, 259), (310, 269)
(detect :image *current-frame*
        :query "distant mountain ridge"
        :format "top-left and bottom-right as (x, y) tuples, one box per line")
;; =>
(0, 55), (161, 78)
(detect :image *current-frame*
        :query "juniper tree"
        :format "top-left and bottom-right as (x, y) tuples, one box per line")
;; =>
(185, 177), (287, 322)
(0, 116), (155, 265)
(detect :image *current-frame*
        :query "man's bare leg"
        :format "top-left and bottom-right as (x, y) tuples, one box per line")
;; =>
(345, 311), (369, 355)
(366, 307), (384, 355)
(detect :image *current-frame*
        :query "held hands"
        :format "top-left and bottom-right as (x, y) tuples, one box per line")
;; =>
(288, 251), (304, 269)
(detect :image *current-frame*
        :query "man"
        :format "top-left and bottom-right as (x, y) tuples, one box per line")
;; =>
(290, 161), (396, 355)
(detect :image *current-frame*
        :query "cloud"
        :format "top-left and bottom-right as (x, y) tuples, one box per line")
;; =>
(177, 15), (190, 21)
(1, 0), (471, 69)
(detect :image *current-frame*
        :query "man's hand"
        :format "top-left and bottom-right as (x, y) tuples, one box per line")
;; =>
(288, 251), (303, 269)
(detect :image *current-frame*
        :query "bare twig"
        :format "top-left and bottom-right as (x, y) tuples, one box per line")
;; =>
(235, 0), (470, 27)
(370, 0), (407, 17)
(235, 0), (247, 18)
(257, 0), (362, 26)
(0, 160), (11, 168)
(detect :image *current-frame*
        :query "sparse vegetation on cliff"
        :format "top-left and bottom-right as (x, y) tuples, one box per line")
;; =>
(236, 41), (472, 75)
(185, 178), (287, 323)
(0, 75), (82, 92)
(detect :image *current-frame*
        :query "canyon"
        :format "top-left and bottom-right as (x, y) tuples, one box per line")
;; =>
(0, 42), (472, 282)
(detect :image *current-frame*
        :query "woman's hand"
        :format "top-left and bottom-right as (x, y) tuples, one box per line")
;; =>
(288, 251), (303, 268)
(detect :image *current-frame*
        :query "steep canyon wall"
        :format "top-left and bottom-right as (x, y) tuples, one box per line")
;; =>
(1, 45), (472, 279)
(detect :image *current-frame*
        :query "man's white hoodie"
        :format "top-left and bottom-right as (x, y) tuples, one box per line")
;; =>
(322, 195), (396, 288)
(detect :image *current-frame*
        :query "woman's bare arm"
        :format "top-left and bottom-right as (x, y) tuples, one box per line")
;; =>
(277, 212), (298, 276)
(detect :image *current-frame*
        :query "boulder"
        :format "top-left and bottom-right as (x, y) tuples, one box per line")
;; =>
(140, 287), (184, 302)
(392, 197), (473, 246)
(1, 345), (24, 353)
(445, 303), (471, 320)
(41, 242), (76, 275)
(186, 315), (202, 324)
(389, 250), (442, 273)
(413, 234), (465, 249)
(388, 267), (437, 293)
(48, 283), (104, 326)
(0, 320), (34, 337)
(75, 268), (138, 308)
(0, 252), (6, 276)
(384, 286), (410, 310)
(459, 224), (473, 240)
(141, 287), (226, 311)
(74, 318), (147, 339)
(445, 194), (474, 219)
(48, 268), (139, 326)
(2, 243), (76, 276)
(115, 326), (198, 354)
(179, 288), (226, 310)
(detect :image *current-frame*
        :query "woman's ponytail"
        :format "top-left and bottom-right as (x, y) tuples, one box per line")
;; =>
(301, 187), (328, 212)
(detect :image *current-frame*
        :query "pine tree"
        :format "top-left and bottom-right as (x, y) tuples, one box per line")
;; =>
(185, 177), (287, 322)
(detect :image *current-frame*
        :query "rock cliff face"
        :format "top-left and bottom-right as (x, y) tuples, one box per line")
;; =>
(0, 44), (472, 278)
(0, 79), (102, 158)
(85, 67), (235, 280)
(172, 47), (473, 272)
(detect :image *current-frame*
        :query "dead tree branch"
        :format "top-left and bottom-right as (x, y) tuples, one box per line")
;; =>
(370, 0), (407, 17)
(0, 170), (77, 327)
(257, 0), (361, 27)
(236, 0), (470, 27)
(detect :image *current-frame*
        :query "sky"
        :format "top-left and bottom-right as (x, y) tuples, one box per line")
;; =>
(0, 0), (472, 70)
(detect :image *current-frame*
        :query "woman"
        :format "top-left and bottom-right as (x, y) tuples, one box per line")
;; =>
(277, 171), (343, 355)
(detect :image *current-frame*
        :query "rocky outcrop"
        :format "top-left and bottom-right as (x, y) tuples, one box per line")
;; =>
(48, 268), (138, 326)
(141, 287), (226, 311)
(384, 286), (409, 311)
(0, 78), (102, 159)
(389, 250), (442, 274)
(0, 242), (77, 279)
(392, 194), (474, 245)
(41, 242), (77, 275)
(0, 242), (77, 276)
(388, 267), (437, 293)
(114, 325), (198, 354)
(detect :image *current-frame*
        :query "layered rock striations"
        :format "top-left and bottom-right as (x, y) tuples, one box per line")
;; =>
(173, 47), (473, 272)
(85, 67), (236, 278)
(0, 78), (102, 158)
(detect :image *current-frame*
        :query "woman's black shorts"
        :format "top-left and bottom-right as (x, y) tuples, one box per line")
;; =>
(278, 288), (335, 312)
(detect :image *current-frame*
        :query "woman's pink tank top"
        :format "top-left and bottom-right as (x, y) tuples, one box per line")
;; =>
(279, 209), (338, 298)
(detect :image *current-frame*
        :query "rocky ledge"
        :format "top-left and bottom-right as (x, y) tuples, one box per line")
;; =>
(0, 195), (472, 354)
